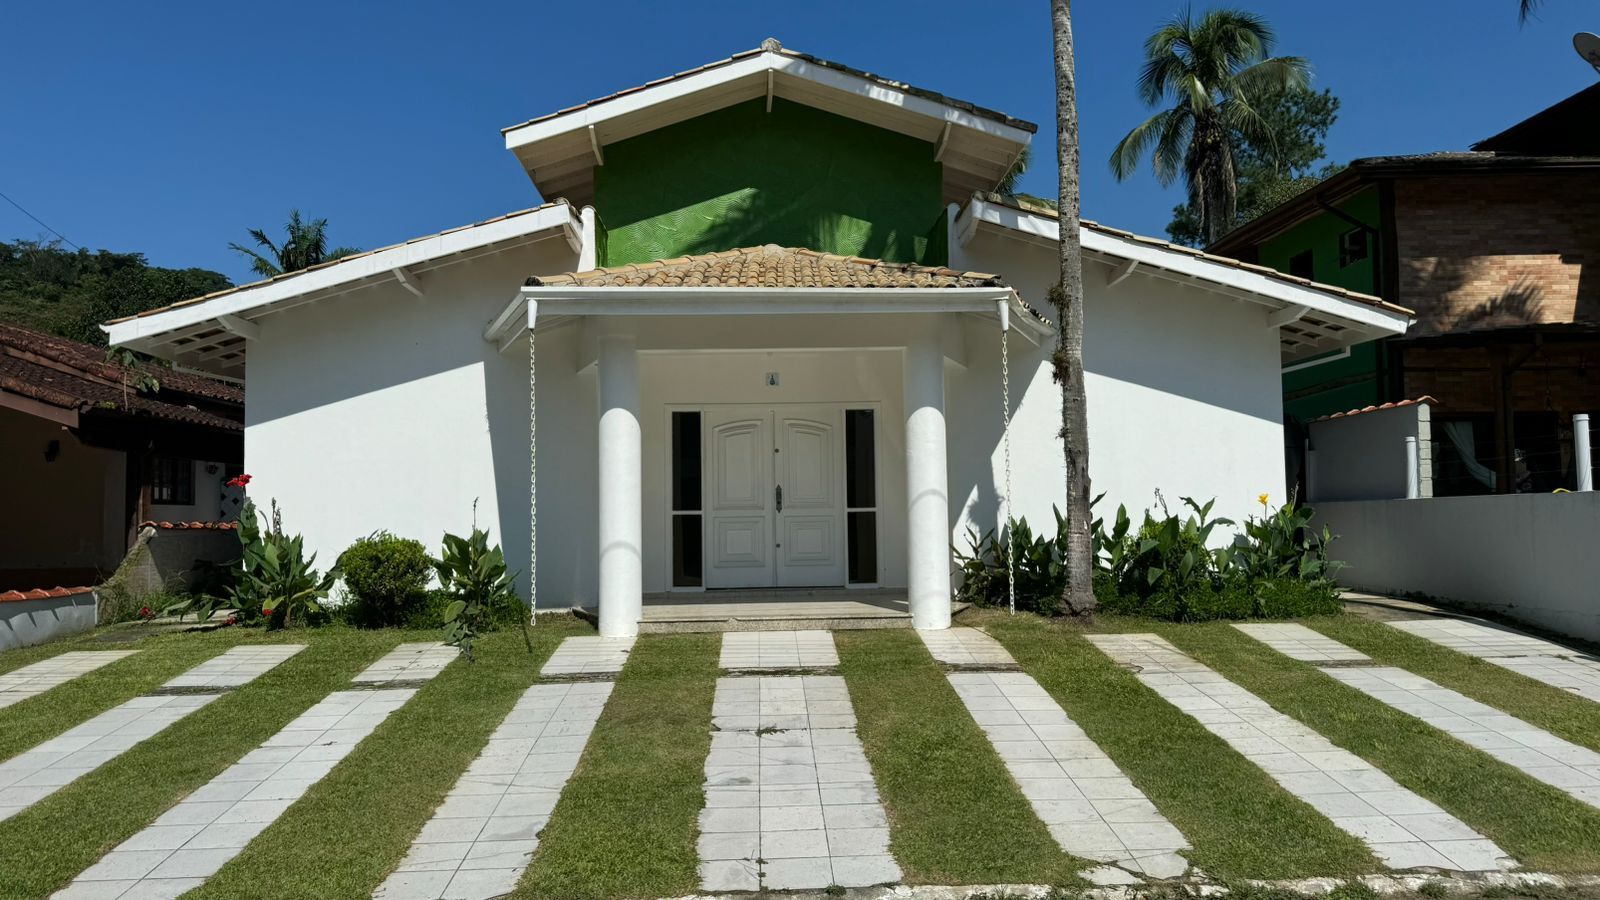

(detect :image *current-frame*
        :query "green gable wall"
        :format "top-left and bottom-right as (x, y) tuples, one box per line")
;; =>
(1257, 188), (1386, 422)
(592, 98), (946, 267)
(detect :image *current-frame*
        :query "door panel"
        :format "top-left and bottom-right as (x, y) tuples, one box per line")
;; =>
(704, 412), (772, 588)
(698, 406), (850, 589)
(776, 411), (846, 586)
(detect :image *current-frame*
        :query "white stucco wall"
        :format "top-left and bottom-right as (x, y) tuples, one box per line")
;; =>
(1306, 404), (1432, 502)
(149, 458), (235, 523)
(244, 233), (582, 603)
(243, 224), (1295, 612)
(953, 229), (1287, 544)
(1316, 494), (1600, 643)
(0, 407), (126, 577)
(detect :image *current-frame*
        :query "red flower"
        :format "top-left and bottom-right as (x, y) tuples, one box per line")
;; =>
(224, 615), (238, 626)
(226, 474), (253, 488)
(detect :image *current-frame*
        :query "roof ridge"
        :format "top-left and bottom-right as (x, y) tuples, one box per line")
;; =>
(524, 246), (1003, 288)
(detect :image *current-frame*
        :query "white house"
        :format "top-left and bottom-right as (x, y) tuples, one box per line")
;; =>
(104, 41), (1410, 637)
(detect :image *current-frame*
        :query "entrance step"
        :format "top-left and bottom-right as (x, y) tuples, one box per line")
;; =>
(587, 592), (968, 634)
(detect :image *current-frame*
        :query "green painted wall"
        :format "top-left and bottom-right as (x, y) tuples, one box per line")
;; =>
(593, 98), (946, 267)
(1258, 188), (1386, 421)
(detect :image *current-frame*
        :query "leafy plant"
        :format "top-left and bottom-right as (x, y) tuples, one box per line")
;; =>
(337, 531), (432, 629)
(433, 516), (528, 659)
(1226, 492), (1343, 585)
(952, 508), (1069, 616)
(1094, 493), (1233, 599)
(232, 499), (339, 629)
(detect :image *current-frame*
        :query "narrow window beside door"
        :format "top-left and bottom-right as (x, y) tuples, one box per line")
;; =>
(671, 411), (703, 587)
(844, 409), (877, 584)
(151, 455), (195, 505)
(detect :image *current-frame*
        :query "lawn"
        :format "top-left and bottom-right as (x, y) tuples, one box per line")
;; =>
(5, 606), (1600, 899)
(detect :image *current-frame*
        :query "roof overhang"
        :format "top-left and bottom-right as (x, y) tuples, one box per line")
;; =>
(957, 197), (1413, 365)
(502, 48), (1034, 207)
(484, 285), (1046, 352)
(104, 203), (583, 378)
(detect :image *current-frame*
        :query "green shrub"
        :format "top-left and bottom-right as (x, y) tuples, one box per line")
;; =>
(960, 491), (1346, 623)
(337, 532), (432, 629)
(953, 510), (1067, 616)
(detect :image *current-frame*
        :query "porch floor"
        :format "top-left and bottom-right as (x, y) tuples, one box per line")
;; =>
(622, 589), (968, 634)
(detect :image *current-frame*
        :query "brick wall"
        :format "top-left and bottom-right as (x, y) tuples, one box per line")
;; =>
(1402, 342), (1600, 415)
(1396, 173), (1600, 337)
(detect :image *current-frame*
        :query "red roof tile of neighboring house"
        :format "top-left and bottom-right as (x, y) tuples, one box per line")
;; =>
(0, 323), (243, 431)
(0, 586), (95, 603)
(529, 245), (1006, 289)
(140, 520), (238, 531)
(1311, 396), (1437, 423)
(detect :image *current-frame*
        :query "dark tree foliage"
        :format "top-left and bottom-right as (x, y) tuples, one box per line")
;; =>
(1167, 87), (1342, 247)
(0, 239), (232, 344)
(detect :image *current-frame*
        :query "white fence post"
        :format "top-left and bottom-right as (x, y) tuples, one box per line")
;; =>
(1405, 436), (1420, 499)
(1576, 413), (1593, 492)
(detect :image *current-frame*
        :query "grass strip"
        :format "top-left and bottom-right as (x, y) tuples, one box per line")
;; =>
(1161, 619), (1600, 874)
(190, 620), (587, 899)
(516, 632), (719, 900)
(1315, 616), (1600, 752)
(982, 612), (1375, 879)
(837, 629), (1081, 885)
(0, 631), (231, 763)
(0, 627), (403, 898)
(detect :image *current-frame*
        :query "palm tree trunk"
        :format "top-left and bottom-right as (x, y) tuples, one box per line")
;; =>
(1051, 0), (1097, 616)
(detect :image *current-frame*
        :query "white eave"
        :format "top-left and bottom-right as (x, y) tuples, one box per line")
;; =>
(502, 48), (1034, 207)
(483, 285), (1045, 353)
(954, 197), (1414, 364)
(103, 203), (584, 378)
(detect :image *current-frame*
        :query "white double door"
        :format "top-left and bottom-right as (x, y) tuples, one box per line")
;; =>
(703, 405), (847, 589)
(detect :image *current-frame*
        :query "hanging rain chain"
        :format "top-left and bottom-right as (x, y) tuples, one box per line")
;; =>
(1000, 299), (1016, 616)
(528, 322), (538, 627)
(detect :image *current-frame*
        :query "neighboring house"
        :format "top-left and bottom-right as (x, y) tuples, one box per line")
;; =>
(102, 41), (1409, 636)
(1211, 81), (1600, 497)
(0, 323), (243, 590)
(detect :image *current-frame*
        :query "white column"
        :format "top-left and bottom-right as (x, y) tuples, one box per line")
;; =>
(904, 320), (952, 630)
(597, 334), (642, 637)
(1576, 413), (1593, 492)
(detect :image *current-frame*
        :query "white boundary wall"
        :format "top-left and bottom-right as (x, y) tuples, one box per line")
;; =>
(1317, 494), (1600, 642)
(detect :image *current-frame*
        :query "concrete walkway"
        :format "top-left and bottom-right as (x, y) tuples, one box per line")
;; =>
(375, 681), (613, 900)
(699, 675), (900, 892)
(0, 651), (138, 710)
(1087, 633), (1515, 873)
(1389, 619), (1600, 705)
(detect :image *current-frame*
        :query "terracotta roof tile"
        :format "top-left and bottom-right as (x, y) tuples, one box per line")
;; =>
(0, 323), (243, 431)
(1311, 396), (1438, 423)
(529, 245), (1005, 290)
(501, 40), (1037, 137)
(0, 586), (94, 603)
(141, 520), (238, 531)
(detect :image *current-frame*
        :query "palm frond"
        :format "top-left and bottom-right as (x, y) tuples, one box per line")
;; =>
(1112, 108), (1185, 184)
(1519, 0), (1542, 23)
(228, 242), (283, 278)
(1230, 56), (1311, 104)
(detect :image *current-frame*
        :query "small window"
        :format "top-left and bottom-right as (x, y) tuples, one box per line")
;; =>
(1339, 228), (1369, 268)
(670, 411), (703, 587)
(1288, 249), (1315, 280)
(844, 409), (878, 584)
(151, 456), (194, 505)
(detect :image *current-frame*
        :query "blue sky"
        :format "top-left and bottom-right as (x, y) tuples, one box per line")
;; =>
(2, 0), (1595, 283)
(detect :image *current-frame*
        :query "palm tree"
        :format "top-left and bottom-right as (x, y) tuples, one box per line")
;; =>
(1110, 8), (1309, 244)
(230, 210), (360, 278)
(1051, 0), (1096, 616)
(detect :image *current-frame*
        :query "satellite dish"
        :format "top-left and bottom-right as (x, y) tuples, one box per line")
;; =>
(1576, 32), (1600, 75)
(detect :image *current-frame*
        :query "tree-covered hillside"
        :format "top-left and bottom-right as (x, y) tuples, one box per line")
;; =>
(0, 239), (231, 345)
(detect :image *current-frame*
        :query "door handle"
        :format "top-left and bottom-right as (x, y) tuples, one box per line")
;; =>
(775, 484), (783, 513)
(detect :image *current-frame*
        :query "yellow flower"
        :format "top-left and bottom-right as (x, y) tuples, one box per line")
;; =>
(1257, 493), (1270, 508)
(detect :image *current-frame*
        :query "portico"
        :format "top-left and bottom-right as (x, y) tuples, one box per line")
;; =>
(484, 246), (1047, 637)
